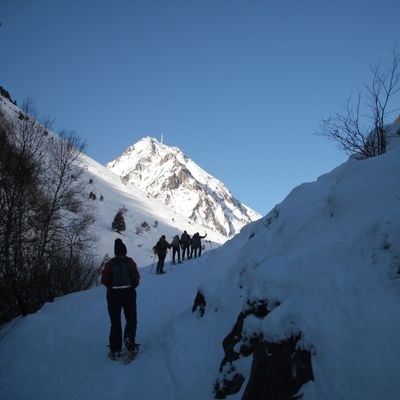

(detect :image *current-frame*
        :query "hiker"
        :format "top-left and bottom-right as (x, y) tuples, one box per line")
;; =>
(180, 230), (191, 260)
(101, 238), (140, 360)
(171, 234), (181, 264)
(190, 232), (207, 258)
(153, 235), (170, 274)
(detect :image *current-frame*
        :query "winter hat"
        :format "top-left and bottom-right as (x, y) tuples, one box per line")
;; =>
(114, 238), (127, 256)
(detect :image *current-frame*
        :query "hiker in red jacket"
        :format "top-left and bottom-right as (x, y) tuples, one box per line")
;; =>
(101, 238), (140, 360)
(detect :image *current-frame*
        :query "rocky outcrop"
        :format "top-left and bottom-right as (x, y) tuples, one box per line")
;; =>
(0, 86), (15, 104)
(240, 335), (314, 400)
(192, 291), (206, 317)
(213, 300), (314, 399)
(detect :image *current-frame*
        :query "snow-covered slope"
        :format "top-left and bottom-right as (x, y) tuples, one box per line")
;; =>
(0, 94), (227, 268)
(1, 107), (399, 399)
(207, 122), (400, 399)
(83, 153), (226, 267)
(106, 137), (261, 237)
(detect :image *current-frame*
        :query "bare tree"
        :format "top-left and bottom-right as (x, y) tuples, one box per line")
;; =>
(0, 101), (96, 324)
(0, 101), (50, 322)
(34, 130), (91, 263)
(318, 48), (400, 158)
(29, 130), (95, 309)
(367, 49), (400, 154)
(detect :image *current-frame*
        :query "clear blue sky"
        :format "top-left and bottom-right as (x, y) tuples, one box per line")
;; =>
(1, 0), (399, 215)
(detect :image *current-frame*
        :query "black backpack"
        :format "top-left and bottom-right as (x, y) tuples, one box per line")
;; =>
(181, 233), (190, 245)
(172, 236), (180, 247)
(111, 258), (133, 287)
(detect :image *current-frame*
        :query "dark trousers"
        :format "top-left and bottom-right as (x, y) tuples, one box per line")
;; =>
(107, 288), (137, 352)
(157, 254), (166, 272)
(172, 247), (181, 264)
(182, 245), (190, 260)
(191, 245), (201, 258)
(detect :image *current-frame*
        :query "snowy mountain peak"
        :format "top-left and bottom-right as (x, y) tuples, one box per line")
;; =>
(107, 138), (261, 237)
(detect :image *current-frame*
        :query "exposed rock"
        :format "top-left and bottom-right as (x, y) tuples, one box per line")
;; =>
(242, 335), (314, 400)
(192, 291), (206, 317)
(0, 86), (15, 104)
(214, 300), (314, 400)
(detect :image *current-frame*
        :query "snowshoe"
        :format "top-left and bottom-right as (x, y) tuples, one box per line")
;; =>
(123, 338), (140, 364)
(108, 350), (122, 361)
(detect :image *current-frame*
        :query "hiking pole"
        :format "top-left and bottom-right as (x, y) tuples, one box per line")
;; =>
(150, 254), (156, 274)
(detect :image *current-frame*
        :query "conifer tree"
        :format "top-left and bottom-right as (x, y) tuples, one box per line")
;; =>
(112, 210), (126, 233)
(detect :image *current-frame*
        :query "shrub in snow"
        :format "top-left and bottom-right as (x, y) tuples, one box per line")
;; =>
(141, 221), (151, 231)
(112, 210), (126, 233)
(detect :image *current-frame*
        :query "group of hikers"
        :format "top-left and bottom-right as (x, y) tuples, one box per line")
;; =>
(101, 231), (207, 360)
(153, 231), (207, 274)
